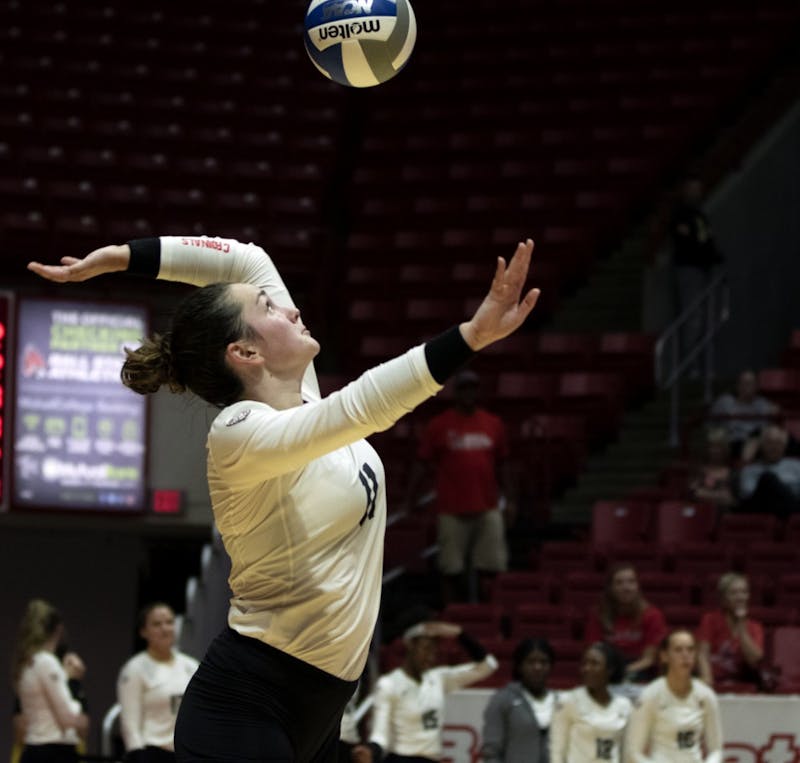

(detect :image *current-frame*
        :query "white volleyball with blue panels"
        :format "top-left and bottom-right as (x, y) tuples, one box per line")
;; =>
(304, 0), (417, 87)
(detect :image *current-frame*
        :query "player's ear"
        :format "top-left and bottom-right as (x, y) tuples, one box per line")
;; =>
(226, 340), (262, 366)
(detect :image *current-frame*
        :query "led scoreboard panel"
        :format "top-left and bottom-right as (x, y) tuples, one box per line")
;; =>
(13, 299), (148, 511)
(0, 293), (10, 511)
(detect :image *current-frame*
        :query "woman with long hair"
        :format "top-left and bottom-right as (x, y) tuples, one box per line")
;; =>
(481, 637), (555, 763)
(585, 564), (667, 682)
(117, 603), (200, 762)
(29, 234), (539, 762)
(12, 599), (88, 763)
(550, 642), (631, 763)
(627, 630), (723, 763)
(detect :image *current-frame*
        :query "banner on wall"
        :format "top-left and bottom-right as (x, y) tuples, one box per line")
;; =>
(442, 690), (800, 763)
(13, 298), (148, 512)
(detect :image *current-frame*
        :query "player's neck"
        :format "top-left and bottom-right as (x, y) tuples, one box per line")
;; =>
(147, 646), (174, 663)
(587, 686), (611, 706)
(245, 372), (304, 409)
(666, 672), (692, 697)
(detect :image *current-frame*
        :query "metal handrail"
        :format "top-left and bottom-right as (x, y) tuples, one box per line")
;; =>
(655, 271), (731, 446)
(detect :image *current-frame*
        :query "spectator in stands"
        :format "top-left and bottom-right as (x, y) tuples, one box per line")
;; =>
(585, 564), (667, 682)
(117, 603), (199, 763)
(361, 621), (497, 762)
(406, 369), (516, 605)
(550, 642), (632, 763)
(710, 370), (778, 460)
(12, 599), (89, 763)
(696, 572), (764, 689)
(688, 427), (736, 510)
(737, 424), (800, 519)
(669, 175), (724, 375)
(481, 637), (555, 763)
(627, 630), (723, 762)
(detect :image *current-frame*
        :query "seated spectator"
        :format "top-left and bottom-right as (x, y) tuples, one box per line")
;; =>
(737, 424), (800, 519)
(697, 572), (764, 689)
(585, 564), (667, 683)
(688, 427), (736, 509)
(710, 370), (778, 459)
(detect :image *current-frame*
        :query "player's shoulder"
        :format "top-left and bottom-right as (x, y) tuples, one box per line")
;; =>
(639, 677), (666, 702)
(119, 650), (148, 674)
(611, 692), (634, 714)
(691, 678), (718, 702)
(175, 651), (200, 670)
(33, 650), (61, 670)
(376, 668), (406, 692)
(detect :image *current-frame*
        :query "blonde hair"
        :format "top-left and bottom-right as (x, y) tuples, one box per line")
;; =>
(717, 571), (747, 599)
(11, 599), (62, 686)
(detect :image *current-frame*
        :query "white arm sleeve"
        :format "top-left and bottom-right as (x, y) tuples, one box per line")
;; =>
(156, 235), (319, 400)
(702, 690), (723, 763)
(441, 655), (498, 693)
(368, 677), (394, 751)
(117, 663), (145, 751)
(626, 692), (656, 763)
(549, 695), (573, 763)
(36, 655), (82, 732)
(208, 345), (441, 488)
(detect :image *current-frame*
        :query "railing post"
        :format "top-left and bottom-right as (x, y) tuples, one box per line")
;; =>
(704, 285), (716, 404)
(670, 334), (680, 447)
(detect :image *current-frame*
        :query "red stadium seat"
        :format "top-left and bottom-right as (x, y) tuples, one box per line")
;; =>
(637, 572), (694, 608)
(669, 544), (737, 579)
(490, 572), (555, 609)
(662, 605), (704, 631)
(439, 604), (505, 640)
(595, 332), (656, 400)
(743, 543), (800, 578)
(538, 542), (594, 576)
(554, 372), (623, 443)
(748, 606), (800, 629)
(601, 543), (666, 574)
(786, 514), (800, 545)
(774, 574), (800, 609)
(717, 513), (779, 544)
(655, 501), (717, 548)
(771, 627), (800, 692)
(591, 500), (652, 550)
(756, 368), (800, 409)
(511, 604), (580, 640)
(548, 638), (586, 688)
(533, 333), (596, 372)
(780, 330), (800, 368)
(562, 571), (606, 610)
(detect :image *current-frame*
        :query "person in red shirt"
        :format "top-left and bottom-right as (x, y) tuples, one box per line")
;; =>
(406, 369), (515, 604)
(696, 572), (764, 688)
(584, 564), (667, 682)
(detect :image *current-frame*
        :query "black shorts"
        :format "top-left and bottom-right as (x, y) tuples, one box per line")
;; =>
(174, 628), (357, 762)
(20, 745), (78, 763)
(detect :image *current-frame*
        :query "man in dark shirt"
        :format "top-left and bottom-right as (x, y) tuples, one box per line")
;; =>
(670, 176), (724, 374)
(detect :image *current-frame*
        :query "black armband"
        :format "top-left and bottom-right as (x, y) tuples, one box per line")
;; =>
(458, 631), (488, 661)
(423, 326), (475, 384)
(67, 679), (88, 712)
(126, 237), (161, 277)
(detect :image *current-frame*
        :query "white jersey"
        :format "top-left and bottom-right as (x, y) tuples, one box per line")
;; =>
(17, 651), (82, 745)
(550, 687), (632, 763)
(116, 650), (200, 752)
(627, 678), (723, 763)
(369, 657), (498, 759)
(157, 237), (442, 680)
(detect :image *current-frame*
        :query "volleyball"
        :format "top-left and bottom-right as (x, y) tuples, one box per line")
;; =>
(303, 0), (417, 88)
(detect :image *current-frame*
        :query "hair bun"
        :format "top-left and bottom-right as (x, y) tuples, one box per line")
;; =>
(121, 332), (185, 395)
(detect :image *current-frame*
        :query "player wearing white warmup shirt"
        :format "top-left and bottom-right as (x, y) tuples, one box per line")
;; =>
(367, 622), (497, 762)
(117, 603), (199, 762)
(627, 631), (723, 763)
(551, 643), (632, 763)
(28, 234), (539, 763)
(13, 600), (89, 763)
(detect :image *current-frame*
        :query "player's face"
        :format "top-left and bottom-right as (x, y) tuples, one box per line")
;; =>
(231, 283), (320, 375)
(408, 636), (439, 674)
(722, 579), (749, 612)
(611, 568), (639, 606)
(581, 647), (608, 691)
(519, 649), (551, 693)
(663, 632), (696, 675)
(141, 606), (176, 651)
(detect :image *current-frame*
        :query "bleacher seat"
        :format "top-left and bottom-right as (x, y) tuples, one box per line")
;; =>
(439, 603), (505, 640)
(771, 627), (800, 692)
(591, 500), (652, 549)
(655, 501), (716, 547)
(510, 604), (581, 641)
(717, 513), (779, 544)
(490, 571), (555, 609)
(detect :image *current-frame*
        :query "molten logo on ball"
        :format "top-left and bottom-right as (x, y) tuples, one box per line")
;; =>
(304, 0), (417, 88)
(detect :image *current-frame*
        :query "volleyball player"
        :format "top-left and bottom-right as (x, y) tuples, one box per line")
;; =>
(550, 643), (631, 763)
(117, 603), (199, 762)
(28, 234), (539, 762)
(627, 631), (723, 763)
